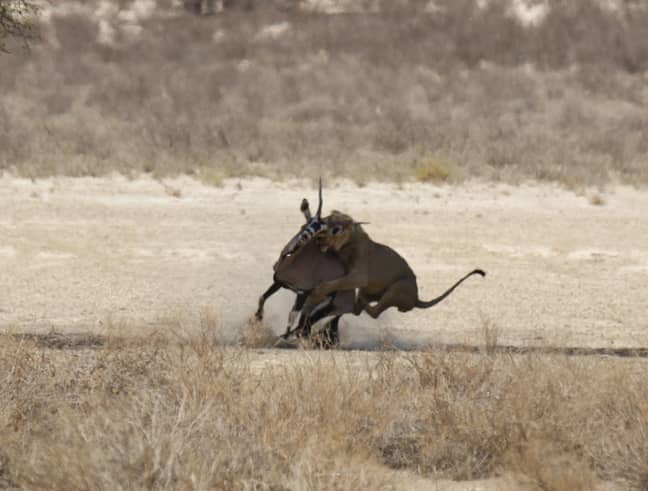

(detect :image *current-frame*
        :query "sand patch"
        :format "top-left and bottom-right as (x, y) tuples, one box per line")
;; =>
(483, 243), (556, 258)
(0, 246), (16, 258)
(1, 176), (647, 349)
(567, 248), (620, 261)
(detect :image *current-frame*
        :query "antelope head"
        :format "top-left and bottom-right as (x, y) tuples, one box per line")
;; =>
(273, 178), (326, 271)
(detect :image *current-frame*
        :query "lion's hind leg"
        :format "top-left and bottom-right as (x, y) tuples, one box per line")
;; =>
(362, 279), (417, 319)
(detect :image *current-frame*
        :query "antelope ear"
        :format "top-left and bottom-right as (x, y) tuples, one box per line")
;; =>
(300, 198), (312, 221)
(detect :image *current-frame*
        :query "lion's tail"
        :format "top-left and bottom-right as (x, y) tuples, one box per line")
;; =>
(415, 269), (486, 309)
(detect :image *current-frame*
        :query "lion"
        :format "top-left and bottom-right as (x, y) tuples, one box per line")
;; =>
(300, 211), (485, 321)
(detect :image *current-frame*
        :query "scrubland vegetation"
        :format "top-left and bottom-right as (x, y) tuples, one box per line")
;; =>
(1, 0), (648, 186)
(3, 2), (648, 489)
(1, 324), (647, 490)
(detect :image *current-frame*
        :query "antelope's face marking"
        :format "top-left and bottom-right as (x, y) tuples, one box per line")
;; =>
(274, 182), (327, 271)
(279, 219), (325, 258)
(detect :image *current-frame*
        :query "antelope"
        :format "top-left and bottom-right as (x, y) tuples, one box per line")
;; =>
(255, 181), (354, 346)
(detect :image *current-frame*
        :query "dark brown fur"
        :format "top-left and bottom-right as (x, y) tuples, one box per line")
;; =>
(303, 211), (485, 319)
(256, 199), (353, 346)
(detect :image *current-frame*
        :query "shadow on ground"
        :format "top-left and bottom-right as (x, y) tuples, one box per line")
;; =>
(6, 330), (648, 359)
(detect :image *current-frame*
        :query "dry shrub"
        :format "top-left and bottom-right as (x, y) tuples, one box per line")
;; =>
(415, 157), (451, 183)
(0, 0), (39, 53)
(196, 167), (226, 187)
(381, 349), (648, 488)
(1, 1), (648, 186)
(589, 192), (606, 206)
(240, 317), (277, 348)
(0, 334), (395, 489)
(1, 330), (648, 488)
(480, 315), (500, 355)
(504, 439), (597, 491)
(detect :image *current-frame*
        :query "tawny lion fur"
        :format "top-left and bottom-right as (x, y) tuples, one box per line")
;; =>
(302, 211), (485, 321)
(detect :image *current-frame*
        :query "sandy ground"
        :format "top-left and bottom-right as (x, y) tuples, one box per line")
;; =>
(1, 175), (642, 490)
(1, 175), (646, 351)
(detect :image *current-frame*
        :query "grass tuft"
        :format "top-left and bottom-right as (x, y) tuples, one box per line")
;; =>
(240, 318), (277, 348)
(1, 329), (648, 487)
(415, 157), (452, 183)
(589, 193), (606, 206)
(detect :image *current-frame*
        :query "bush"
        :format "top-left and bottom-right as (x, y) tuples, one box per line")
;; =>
(1, 0), (648, 186)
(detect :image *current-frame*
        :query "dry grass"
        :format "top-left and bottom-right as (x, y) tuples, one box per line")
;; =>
(240, 317), (278, 348)
(480, 315), (500, 355)
(589, 192), (606, 206)
(1, 323), (648, 490)
(1, 0), (648, 187)
(414, 157), (452, 183)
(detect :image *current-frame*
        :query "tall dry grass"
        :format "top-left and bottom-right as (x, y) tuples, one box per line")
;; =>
(1, 326), (648, 489)
(1, 0), (648, 186)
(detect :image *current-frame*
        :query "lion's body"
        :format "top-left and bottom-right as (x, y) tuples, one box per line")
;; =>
(306, 211), (485, 319)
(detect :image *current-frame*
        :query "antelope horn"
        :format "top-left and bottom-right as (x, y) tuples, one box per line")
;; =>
(316, 177), (323, 219)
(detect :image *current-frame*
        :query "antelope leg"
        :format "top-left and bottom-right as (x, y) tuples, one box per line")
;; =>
(256, 281), (282, 320)
(281, 292), (308, 338)
(290, 297), (335, 339)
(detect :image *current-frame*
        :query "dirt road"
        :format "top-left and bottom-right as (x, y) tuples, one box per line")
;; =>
(1, 175), (646, 350)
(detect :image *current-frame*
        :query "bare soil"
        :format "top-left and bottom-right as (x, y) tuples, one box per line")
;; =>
(2, 175), (647, 490)
(2, 175), (646, 351)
